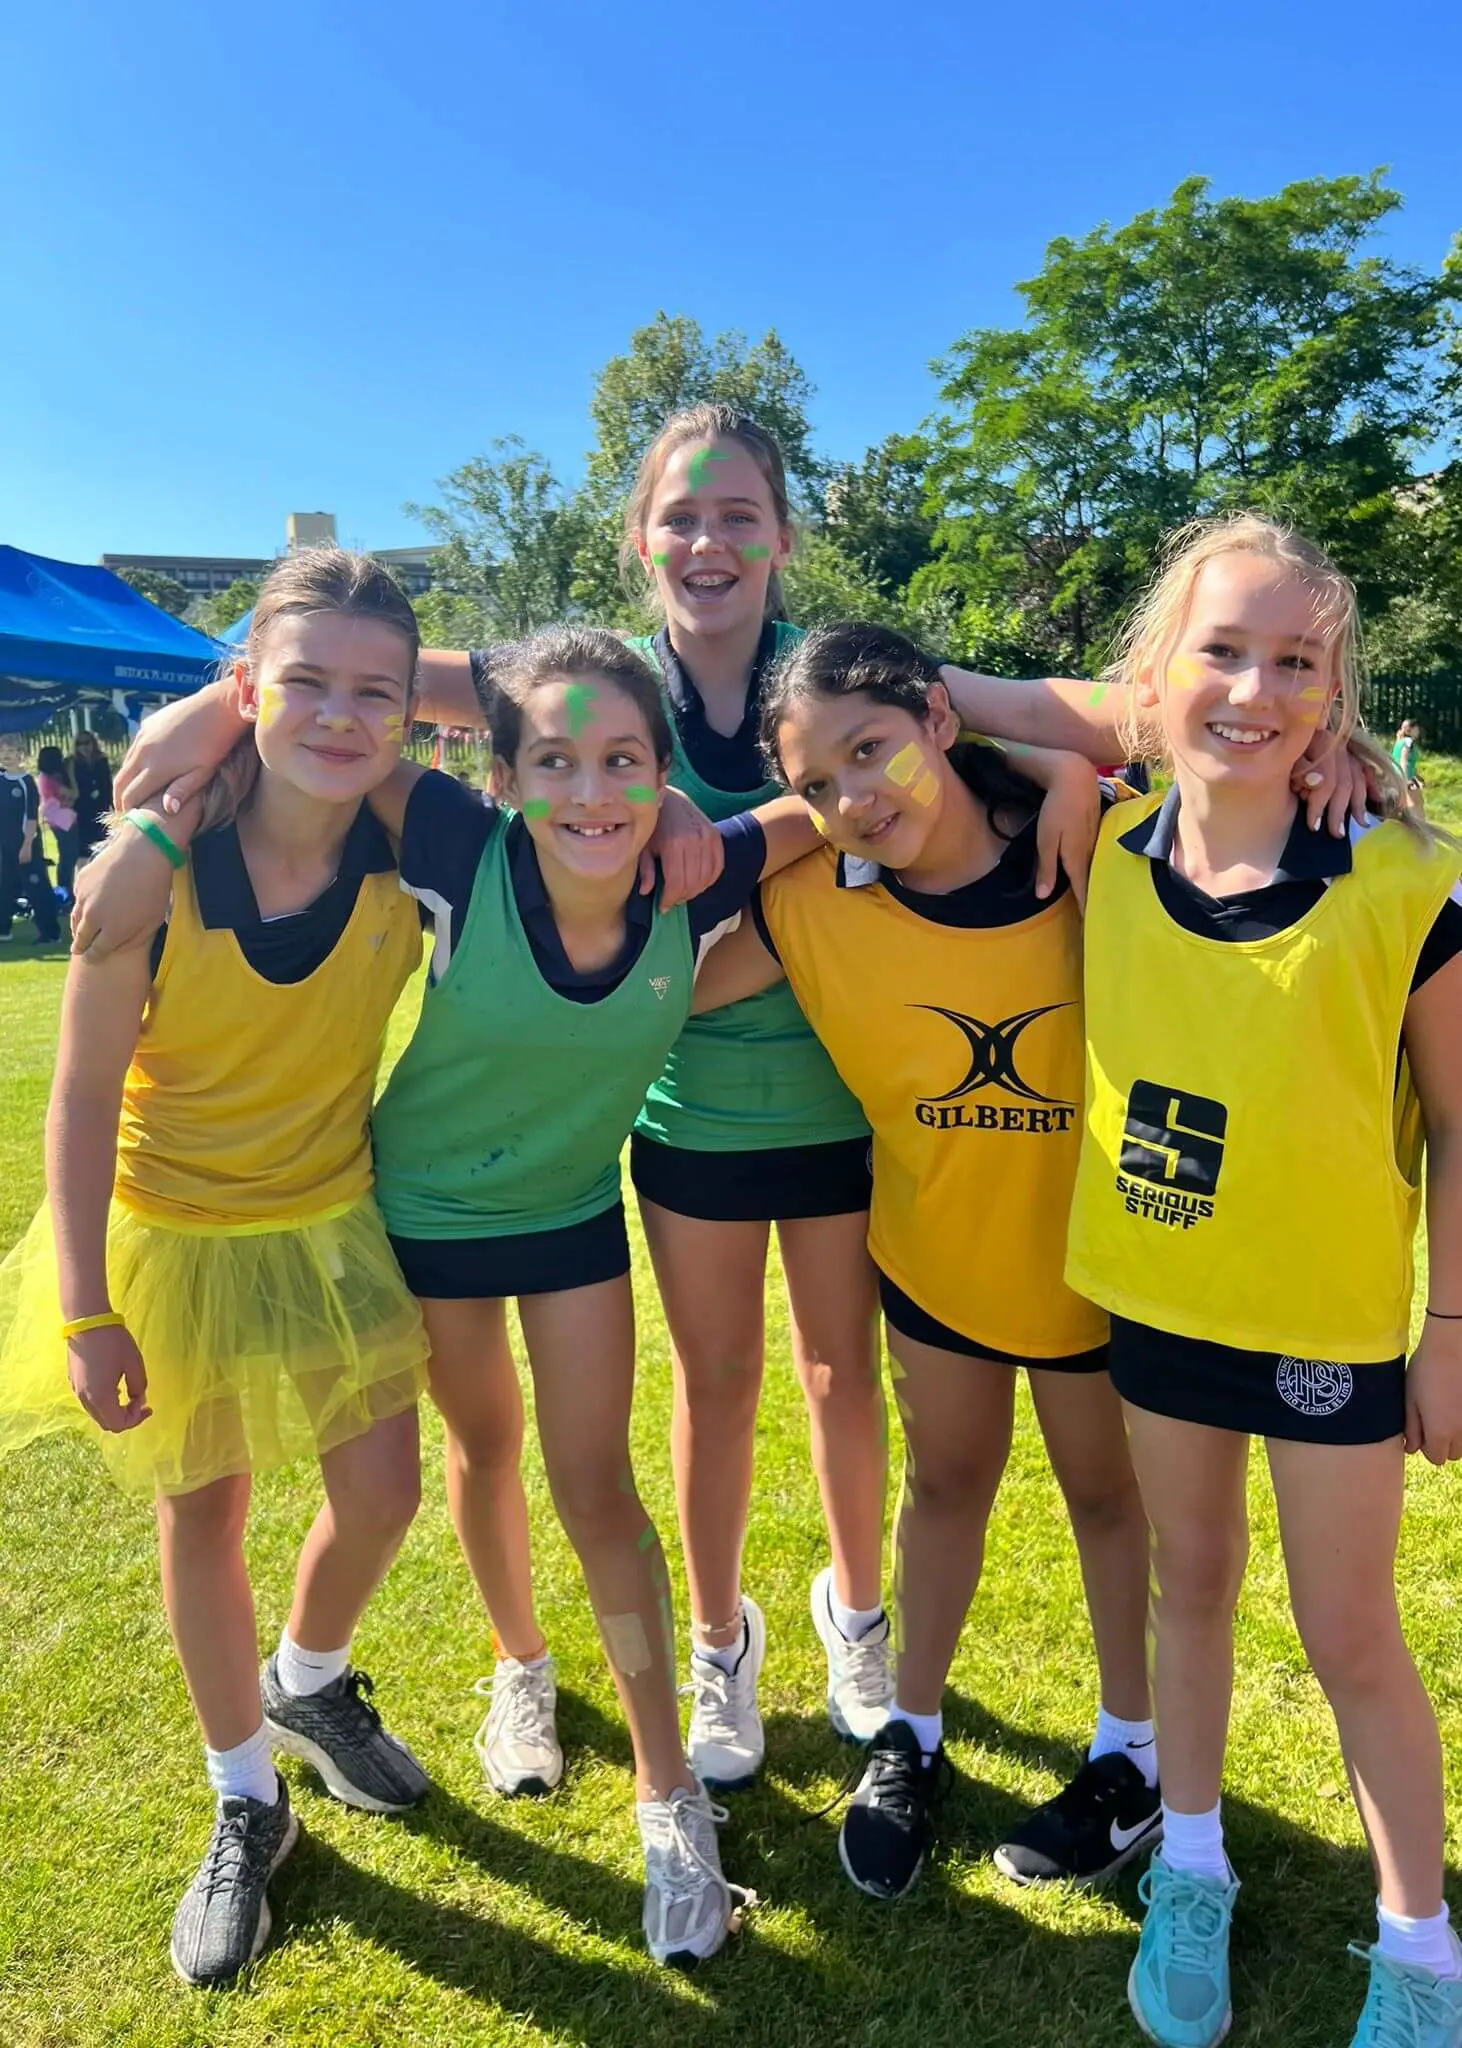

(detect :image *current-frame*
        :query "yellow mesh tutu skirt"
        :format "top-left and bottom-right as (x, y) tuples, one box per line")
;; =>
(0, 1192), (427, 1495)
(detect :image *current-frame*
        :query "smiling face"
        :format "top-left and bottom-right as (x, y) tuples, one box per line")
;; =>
(775, 687), (959, 869)
(1139, 553), (1339, 791)
(497, 673), (667, 881)
(239, 610), (415, 804)
(637, 437), (791, 643)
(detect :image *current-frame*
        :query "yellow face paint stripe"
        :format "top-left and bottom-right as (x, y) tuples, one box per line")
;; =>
(884, 743), (922, 788)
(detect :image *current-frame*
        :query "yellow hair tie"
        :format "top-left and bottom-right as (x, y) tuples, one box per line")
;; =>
(61, 1311), (126, 1341)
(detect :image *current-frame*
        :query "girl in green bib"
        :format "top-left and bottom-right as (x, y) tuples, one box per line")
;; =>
(366, 625), (821, 1967)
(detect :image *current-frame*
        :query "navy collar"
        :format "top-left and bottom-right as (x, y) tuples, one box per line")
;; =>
(193, 801), (394, 930)
(652, 619), (780, 723)
(1117, 785), (1353, 882)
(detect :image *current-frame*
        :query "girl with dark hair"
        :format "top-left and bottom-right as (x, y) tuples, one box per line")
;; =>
(691, 621), (1160, 1901)
(71, 728), (115, 858)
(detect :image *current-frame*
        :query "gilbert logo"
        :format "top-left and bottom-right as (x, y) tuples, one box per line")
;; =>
(913, 1003), (1076, 1134)
(649, 976), (672, 1001)
(1116, 1080), (1226, 1229)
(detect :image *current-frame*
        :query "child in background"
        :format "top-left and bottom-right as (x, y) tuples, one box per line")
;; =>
(1065, 517), (1462, 2048)
(691, 624), (1157, 1898)
(35, 742), (80, 897)
(0, 735), (60, 943)
(0, 551), (430, 1988)
(1394, 718), (1423, 791)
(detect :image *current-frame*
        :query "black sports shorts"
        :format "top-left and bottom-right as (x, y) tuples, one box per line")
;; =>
(1108, 1316), (1405, 1444)
(389, 1200), (630, 1301)
(878, 1272), (1110, 1374)
(630, 1132), (872, 1224)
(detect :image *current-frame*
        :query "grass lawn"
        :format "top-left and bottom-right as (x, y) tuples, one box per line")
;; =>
(2, 765), (1462, 2046)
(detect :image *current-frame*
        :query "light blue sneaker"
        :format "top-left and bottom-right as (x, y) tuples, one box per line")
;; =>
(1349, 1941), (1462, 2046)
(1128, 1854), (1239, 2047)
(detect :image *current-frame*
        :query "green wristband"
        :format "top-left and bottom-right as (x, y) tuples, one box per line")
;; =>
(124, 810), (187, 871)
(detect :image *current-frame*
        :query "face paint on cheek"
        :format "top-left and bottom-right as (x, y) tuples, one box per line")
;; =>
(650, 552), (670, 567)
(564, 683), (596, 737)
(884, 742), (938, 805)
(623, 786), (657, 804)
(520, 799), (552, 820)
(256, 681), (288, 728)
(740, 544), (772, 562)
(380, 712), (405, 743)
(687, 446), (728, 493)
(1166, 654), (1206, 691)
(1294, 685), (1328, 721)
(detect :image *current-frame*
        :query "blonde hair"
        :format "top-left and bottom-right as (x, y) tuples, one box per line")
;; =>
(197, 547), (419, 833)
(619, 402), (794, 620)
(1105, 513), (1429, 836)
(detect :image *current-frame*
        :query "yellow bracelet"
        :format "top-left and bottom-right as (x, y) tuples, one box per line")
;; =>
(61, 1311), (126, 1341)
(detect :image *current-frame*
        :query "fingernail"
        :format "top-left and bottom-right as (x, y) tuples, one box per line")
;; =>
(1304, 771), (1323, 788)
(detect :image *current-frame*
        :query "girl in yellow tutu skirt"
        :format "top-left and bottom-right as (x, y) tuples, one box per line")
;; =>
(0, 548), (431, 1987)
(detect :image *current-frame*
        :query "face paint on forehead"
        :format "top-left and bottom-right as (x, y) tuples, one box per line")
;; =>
(687, 446), (729, 493)
(564, 683), (597, 736)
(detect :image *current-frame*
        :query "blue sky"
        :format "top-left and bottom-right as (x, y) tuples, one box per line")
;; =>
(2, 0), (1458, 566)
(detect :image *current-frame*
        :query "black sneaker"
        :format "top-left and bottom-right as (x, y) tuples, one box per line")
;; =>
(993, 1751), (1161, 1886)
(170, 1776), (299, 1987)
(838, 1717), (949, 1901)
(261, 1658), (430, 1814)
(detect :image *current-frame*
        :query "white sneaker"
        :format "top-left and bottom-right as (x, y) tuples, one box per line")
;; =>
(809, 1567), (893, 1742)
(638, 1781), (749, 1967)
(685, 1596), (767, 1790)
(472, 1656), (564, 1796)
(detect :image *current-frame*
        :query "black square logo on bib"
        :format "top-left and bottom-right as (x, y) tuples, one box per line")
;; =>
(1120, 1080), (1227, 1197)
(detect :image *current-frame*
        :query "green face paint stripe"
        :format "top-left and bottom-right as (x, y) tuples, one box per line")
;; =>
(650, 552), (670, 567)
(564, 683), (596, 736)
(740, 544), (771, 561)
(1088, 684), (1107, 707)
(520, 798), (551, 819)
(624, 785), (657, 804)
(687, 447), (728, 492)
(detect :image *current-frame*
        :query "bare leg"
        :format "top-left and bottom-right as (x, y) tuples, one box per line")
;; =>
(1122, 1406), (1249, 1814)
(422, 1296), (544, 1660)
(1029, 1369), (1151, 1723)
(639, 1200), (769, 1654)
(520, 1276), (693, 1801)
(156, 1474), (261, 1752)
(286, 1406), (422, 1651)
(779, 1211), (885, 1611)
(886, 1328), (1014, 1714)
(1269, 1434), (1443, 1916)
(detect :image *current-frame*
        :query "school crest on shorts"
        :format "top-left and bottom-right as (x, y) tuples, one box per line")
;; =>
(1275, 1357), (1353, 1417)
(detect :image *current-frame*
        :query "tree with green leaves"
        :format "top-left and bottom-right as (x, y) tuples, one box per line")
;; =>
(405, 436), (590, 642)
(922, 174), (1459, 670)
(571, 314), (821, 622)
(113, 565), (192, 620)
(189, 578), (260, 640)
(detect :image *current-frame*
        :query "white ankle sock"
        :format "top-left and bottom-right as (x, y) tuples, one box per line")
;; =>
(1377, 1901), (1461, 1978)
(205, 1722), (278, 1805)
(830, 1588), (885, 1642)
(276, 1629), (351, 1698)
(693, 1608), (745, 1676)
(1159, 1802), (1229, 1882)
(1090, 1706), (1158, 1789)
(888, 1701), (942, 1762)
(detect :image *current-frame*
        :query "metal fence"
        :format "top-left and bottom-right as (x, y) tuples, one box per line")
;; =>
(1368, 673), (1462, 754)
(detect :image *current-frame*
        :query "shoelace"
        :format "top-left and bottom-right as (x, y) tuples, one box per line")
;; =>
(682, 1661), (744, 1746)
(335, 1668), (383, 1734)
(197, 1803), (263, 1901)
(835, 1630), (891, 1707)
(1140, 1867), (1232, 1975)
(641, 1793), (732, 1907)
(1348, 1943), (1459, 2048)
(479, 1666), (554, 1742)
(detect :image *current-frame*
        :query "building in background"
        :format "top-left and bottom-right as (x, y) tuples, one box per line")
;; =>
(102, 513), (437, 599)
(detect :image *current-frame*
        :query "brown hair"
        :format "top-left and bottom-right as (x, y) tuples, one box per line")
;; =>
(488, 625), (673, 767)
(199, 547), (420, 831)
(1104, 513), (1432, 838)
(620, 402), (794, 620)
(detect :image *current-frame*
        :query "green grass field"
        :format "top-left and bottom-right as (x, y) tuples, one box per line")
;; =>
(2, 767), (1461, 2046)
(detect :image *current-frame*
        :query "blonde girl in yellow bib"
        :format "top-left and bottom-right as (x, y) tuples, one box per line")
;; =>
(0, 550), (431, 1990)
(1065, 517), (1462, 2048)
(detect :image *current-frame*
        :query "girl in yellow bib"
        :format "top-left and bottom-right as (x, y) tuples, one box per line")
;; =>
(0, 550), (431, 1990)
(690, 622), (1160, 1901)
(1064, 518), (1462, 2048)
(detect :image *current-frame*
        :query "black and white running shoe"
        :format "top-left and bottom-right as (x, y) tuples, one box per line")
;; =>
(838, 1717), (950, 1901)
(170, 1776), (299, 1987)
(993, 1751), (1161, 1886)
(261, 1657), (430, 1814)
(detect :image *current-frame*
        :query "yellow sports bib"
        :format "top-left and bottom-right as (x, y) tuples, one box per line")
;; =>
(115, 858), (422, 1229)
(1067, 798), (1460, 1360)
(761, 845), (1106, 1360)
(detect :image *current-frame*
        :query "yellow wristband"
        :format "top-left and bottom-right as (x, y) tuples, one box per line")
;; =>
(61, 1311), (126, 1341)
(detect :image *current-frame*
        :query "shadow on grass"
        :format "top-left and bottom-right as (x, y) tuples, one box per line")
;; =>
(0, 931), (70, 964)
(261, 1692), (1419, 2045)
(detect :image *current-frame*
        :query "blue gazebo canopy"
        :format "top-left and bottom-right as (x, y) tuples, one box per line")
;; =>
(0, 546), (225, 697)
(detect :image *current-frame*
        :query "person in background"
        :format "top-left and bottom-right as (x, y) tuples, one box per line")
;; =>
(1393, 718), (1423, 792)
(71, 728), (115, 859)
(35, 744), (80, 898)
(0, 736), (61, 945)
